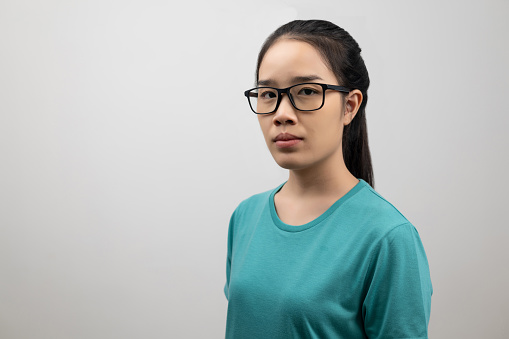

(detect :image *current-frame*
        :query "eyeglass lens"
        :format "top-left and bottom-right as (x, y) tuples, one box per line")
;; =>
(249, 83), (324, 114)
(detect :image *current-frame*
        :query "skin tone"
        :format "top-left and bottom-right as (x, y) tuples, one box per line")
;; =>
(257, 38), (363, 226)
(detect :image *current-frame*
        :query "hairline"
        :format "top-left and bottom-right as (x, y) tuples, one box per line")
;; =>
(257, 34), (342, 85)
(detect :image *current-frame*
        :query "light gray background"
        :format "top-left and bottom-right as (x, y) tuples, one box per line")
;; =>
(1, 0), (508, 338)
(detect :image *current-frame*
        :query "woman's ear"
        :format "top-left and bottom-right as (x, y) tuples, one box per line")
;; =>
(343, 89), (363, 126)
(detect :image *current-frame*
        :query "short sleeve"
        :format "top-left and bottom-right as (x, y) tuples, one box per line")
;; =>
(224, 210), (236, 300)
(362, 223), (432, 338)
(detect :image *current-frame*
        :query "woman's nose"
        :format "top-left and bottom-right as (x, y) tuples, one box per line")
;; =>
(273, 94), (297, 126)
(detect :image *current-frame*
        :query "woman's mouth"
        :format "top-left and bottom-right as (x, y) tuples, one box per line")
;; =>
(274, 133), (303, 149)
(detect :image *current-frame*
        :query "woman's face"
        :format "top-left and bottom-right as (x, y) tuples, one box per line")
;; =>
(257, 39), (351, 171)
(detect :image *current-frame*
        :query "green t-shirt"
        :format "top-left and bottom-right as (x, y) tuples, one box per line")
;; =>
(224, 179), (432, 338)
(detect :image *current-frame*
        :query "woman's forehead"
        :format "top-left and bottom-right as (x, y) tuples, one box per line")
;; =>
(258, 39), (335, 87)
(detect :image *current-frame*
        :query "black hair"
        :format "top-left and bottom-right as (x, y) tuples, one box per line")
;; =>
(256, 20), (374, 187)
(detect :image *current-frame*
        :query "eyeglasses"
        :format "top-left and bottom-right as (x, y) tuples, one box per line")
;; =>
(244, 82), (350, 115)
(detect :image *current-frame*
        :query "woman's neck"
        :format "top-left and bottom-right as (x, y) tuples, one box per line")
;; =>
(282, 156), (359, 199)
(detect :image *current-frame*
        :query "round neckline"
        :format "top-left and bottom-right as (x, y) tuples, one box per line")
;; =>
(269, 179), (367, 232)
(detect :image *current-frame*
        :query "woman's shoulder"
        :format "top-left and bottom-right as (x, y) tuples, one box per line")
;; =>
(231, 184), (282, 218)
(346, 180), (414, 236)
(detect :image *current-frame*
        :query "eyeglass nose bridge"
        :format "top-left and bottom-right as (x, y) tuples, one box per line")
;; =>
(273, 87), (298, 113)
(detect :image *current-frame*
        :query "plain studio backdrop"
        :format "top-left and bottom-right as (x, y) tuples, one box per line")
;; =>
(1, 0), (508, 338)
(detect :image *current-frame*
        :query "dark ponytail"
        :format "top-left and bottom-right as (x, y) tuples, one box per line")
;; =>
(256, 20), (374, 188)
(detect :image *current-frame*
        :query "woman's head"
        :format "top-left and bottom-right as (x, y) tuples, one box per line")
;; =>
(255, 20), (374, 187)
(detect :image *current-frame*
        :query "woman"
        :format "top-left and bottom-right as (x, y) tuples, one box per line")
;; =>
(224, 20), (432, 338)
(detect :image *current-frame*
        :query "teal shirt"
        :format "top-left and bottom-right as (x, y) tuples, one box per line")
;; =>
(224, 180), (432, 338)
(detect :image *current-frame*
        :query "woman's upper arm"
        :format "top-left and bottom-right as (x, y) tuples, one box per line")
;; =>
(362, 223), (432, 338)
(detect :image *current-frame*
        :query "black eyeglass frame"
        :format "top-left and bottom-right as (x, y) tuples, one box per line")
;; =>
(244, 82), (351, 115)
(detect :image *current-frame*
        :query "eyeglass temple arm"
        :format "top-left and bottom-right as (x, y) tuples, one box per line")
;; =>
(244, 91), (258, 98)
(326, 84), (351, 93)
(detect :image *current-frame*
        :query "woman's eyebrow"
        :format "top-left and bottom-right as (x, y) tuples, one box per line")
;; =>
(257, 75), (323, 87)
(291, 75), (323, 83)
(257, 79), (274, 86)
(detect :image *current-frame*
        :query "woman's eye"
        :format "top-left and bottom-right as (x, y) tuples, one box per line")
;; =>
(298, 88), (318, 96)
(260, 91), (277, 99)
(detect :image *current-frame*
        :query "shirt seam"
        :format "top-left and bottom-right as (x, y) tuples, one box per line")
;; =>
(272, 181), (368, 233)
(365, 185), (408, 221)
(361, 221), (413, 293)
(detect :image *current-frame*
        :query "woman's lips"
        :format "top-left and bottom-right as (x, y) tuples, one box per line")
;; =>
(275, 139), (301, 148)
(273, 133), (302, 149)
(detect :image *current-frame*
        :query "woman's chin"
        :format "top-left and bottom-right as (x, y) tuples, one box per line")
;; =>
(272, 156), (307, 171)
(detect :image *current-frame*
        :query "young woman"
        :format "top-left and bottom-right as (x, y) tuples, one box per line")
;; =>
(224, 20), (432, 338)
